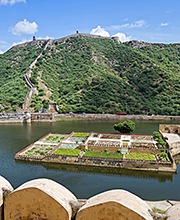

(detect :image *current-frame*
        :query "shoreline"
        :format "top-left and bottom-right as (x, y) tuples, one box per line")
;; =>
(55, 114), (180, 121)
(0, 113), (180, 123)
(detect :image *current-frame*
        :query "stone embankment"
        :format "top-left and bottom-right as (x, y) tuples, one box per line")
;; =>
(15, 153), (177, 173)
(50, 155), (175, 172)
(55, 113), (180, 121)
(0, 112), (31, 123)
(0, 175), (179, 220)
(0, 113), (179, 123)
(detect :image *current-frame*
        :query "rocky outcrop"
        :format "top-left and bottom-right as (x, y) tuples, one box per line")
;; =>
(124, 40), (152, 49)
(124, 40), (172, 50)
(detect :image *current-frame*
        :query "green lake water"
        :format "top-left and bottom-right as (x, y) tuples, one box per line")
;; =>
(0, 119), (180, 200)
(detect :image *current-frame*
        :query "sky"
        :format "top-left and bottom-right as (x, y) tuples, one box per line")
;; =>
(0, 0), (180, 53)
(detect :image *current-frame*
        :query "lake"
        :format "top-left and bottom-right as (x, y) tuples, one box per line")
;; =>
(0, 119), (180, 201)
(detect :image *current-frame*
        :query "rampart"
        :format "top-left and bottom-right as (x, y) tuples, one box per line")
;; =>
(23, 39), (52, 107)
(1, 175), (180, 220)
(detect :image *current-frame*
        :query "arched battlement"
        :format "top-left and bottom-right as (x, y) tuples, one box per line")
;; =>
(159, 124), (180, 134)
(4, 179), (78, 220)
(76, 190), (153, 220)
(0, 175), (179, 220)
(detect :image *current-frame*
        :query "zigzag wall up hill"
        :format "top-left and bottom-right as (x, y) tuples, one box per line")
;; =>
(2, 33), (180, 115)
(22, 33), (119, 108)
(23, 39), (52, 107)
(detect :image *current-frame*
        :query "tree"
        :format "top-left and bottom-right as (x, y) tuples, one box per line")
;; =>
(114, 120), (135, 133)
(34, 103), (42, 112)
(42, 99), (50, 109)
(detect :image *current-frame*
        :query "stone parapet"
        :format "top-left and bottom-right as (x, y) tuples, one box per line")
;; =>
(1, 175), (179, 220)
(76, 190), (153, 220)
(0, 176), (13, 220)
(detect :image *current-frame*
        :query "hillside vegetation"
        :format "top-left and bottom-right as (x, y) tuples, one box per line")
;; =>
(0, 35), (180, 115)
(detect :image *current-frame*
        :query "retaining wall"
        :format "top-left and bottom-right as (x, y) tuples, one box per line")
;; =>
(77, 145), (121, 153)
(55, 113), (180, 120)
(0, 119), (28, 123)
(129, 148), (162, 154)
(15, 154), (176, 172)
(44, 155), (176, 172)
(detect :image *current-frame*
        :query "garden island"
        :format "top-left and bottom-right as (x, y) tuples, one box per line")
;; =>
(15, 123), (178, 173)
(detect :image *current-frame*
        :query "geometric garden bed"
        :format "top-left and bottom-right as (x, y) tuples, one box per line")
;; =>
(16, 131), (171, 163)
(14, 130), (177, 172)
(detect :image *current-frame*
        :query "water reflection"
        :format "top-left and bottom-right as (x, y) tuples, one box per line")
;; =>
(15, 159), (174, 183)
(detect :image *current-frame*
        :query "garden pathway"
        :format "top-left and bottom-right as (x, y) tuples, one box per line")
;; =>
(34, 141), (58, 146)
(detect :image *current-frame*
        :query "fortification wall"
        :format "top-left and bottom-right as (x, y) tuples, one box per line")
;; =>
(53, 33), (120, 43)
(11, 32), (120, 51)
(0, 119), (26, 123)
(11, 39), (46, 49)
(23, 39), (52, 107)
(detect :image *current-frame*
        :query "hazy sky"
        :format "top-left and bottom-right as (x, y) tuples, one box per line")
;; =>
(0, 0), (179, 53)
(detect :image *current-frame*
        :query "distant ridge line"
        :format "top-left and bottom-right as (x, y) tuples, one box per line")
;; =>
(11, 33), (120, 49)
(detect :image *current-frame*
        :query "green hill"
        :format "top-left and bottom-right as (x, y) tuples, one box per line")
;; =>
(0, 34), (180, 115)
